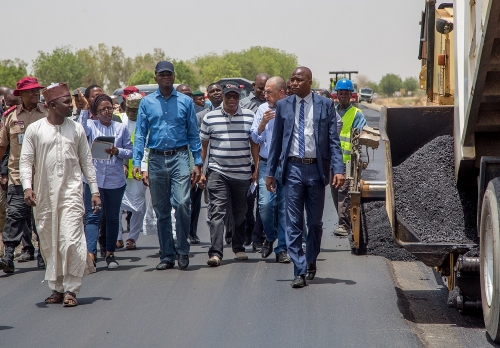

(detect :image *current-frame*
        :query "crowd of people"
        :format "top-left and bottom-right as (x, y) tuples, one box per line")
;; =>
(0, 61), (366, 306)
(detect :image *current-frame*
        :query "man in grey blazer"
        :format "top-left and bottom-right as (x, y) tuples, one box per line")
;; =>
(266, 67), (345, 288)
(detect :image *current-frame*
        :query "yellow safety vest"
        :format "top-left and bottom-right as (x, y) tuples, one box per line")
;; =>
(339, 107), (359, 164)
(127, 126), (141, 179)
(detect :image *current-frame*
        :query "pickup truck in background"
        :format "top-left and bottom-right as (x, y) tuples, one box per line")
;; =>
(359, 87), (374, 103)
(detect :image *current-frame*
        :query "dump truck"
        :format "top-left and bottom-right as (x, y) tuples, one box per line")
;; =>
(377, 0), (500, 341)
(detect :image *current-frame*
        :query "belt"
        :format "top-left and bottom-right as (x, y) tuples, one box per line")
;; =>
(259, 155), (268, 162)
(150, 145), (188, 156)
(288, 156), (317, 164)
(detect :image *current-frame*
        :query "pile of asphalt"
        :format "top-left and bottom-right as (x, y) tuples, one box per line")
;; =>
(358, 200), (416, 261)
(393, 135), (477, 244)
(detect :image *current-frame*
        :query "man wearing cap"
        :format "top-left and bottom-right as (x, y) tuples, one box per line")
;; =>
(201, 82), (259, 266)
(20, 82), (100, 306)
(132, 61), (203, 271)
(240, 73), (270, 251)
(0, 77), (47, 273)
(192, 91), (205, 113)
(118, 93), (147, 250)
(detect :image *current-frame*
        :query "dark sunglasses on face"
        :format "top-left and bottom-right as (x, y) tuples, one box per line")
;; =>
(224, 94), (239, 100)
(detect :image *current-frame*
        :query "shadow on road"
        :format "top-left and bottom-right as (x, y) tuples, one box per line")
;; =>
(275, 277), (356, 285)
(95, 264), (147, 272)
(0, 267), (42, 277)
(0, 326), (13, 331)
(35, 296), (112, 308)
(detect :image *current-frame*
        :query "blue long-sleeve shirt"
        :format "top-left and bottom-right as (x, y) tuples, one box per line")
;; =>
(133, 88), (202, 167)
(250, 102), (275, 159)
(79, 110), (133, 189)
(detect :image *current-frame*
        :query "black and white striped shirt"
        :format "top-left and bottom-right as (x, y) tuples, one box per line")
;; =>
(200, 105), (254, 180)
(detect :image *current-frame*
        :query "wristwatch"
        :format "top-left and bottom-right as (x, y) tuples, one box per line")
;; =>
(92, 193), (100, 197)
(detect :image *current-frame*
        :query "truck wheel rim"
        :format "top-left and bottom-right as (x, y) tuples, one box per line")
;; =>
(485, 215), (494, 307)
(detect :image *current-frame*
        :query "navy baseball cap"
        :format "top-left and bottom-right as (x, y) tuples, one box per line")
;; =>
(155, 61), (175, 74)
(222, 82), (241, 95)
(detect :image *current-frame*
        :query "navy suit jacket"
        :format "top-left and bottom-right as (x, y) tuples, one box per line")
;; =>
(266, 93), (344, 186)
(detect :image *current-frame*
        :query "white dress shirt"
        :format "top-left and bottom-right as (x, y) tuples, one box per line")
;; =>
(289, 92), (316, 158)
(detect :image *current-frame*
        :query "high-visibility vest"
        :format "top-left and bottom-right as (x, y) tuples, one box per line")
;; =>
(127, 125), (141, 179)
(339, 106), (359, 164)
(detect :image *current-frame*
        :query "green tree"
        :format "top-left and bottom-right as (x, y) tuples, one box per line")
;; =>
(403, 76), (418, 93)
(76, 43), (130, 92)
(0, 59), (28, 88)
(173, 60), (199, 89)
(32, 46), (87, 90)
(194, 47), (298, 85)
(379, 73), (402, 96)
(127, 69), (155, 85)
(368, 82), (380, 93)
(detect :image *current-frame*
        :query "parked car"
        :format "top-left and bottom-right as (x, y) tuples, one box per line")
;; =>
(359, 87), (374, 103)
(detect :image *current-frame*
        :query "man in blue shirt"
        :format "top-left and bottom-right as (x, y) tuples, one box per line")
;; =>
(250, 76), (291, 263)
(132, 61), (204, 271)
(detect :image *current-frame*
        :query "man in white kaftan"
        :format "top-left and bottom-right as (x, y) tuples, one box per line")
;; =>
(118, 93), (147, 248)
(19, 83), (100, 306)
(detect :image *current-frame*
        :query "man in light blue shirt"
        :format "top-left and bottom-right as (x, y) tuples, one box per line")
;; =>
(250, 76), (291, 263)
(132, 61), (204, 271)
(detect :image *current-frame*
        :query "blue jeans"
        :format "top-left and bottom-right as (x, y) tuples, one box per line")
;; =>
(258, 161), (287, 254)
(84, 183), (126, 255)
(149, 150), (191, 263)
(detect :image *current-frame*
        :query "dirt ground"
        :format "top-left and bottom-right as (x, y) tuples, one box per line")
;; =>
(373, 96), (428, 107)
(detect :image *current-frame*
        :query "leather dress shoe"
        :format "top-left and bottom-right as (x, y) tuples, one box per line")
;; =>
(37, 255), (46, 269)
(156, 261), (175, 270)
(252, 242), (263, 252)
(276, 251), (291, 263)
(291, 275), (306, 288)
(306, 262), (316, 280)
(261, 240), (274, 258)
(178, 255), (189, 269)
(0, 257), (15, 274)
(189, 235), (200, 244)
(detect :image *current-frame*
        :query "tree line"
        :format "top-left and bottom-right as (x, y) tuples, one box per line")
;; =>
(0, 45), (300, 93)
(356, 73), (419, 96)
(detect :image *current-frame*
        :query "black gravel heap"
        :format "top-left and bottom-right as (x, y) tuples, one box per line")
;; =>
(393, 135), (477, 244)
(359, 201), (416, 261)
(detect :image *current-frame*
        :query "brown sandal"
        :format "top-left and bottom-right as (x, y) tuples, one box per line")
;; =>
(45, 290), (64, 304)
(63, 291), (78, 307)
(126, 239), (136, 250)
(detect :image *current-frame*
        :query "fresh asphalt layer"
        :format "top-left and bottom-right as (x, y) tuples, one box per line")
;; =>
(0, 105), (423, 348)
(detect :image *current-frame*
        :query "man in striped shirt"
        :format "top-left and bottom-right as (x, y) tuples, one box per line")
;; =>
(200, 82), (259, 266)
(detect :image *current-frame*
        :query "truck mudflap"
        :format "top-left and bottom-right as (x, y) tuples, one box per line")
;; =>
(381, 106), (477, 268)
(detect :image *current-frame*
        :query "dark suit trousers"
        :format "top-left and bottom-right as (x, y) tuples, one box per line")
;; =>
(284, 162), (325, 276)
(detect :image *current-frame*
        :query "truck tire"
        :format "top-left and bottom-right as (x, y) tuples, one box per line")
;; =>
(480, 178), (500, 342)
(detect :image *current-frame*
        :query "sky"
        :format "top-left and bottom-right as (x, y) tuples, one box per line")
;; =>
(1, 0), (427, 88)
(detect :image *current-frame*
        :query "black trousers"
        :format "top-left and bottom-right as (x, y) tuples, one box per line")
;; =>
(207, 170), (249, 259)
(2, 185), (37, 254)
(190, 185), (203, 238)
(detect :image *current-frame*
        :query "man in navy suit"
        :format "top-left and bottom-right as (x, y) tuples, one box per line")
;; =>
(266, 67), (345, 288)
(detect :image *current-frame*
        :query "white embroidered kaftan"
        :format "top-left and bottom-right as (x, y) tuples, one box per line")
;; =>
(19, 118), (98, 281)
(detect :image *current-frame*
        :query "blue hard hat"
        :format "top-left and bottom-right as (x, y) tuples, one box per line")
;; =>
(335, 78), (354, 92)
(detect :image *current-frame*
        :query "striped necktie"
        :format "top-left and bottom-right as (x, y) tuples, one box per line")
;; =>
(298, 99), (305, 158)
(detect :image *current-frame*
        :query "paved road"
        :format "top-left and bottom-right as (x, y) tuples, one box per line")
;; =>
(0, 105), (494, 347)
